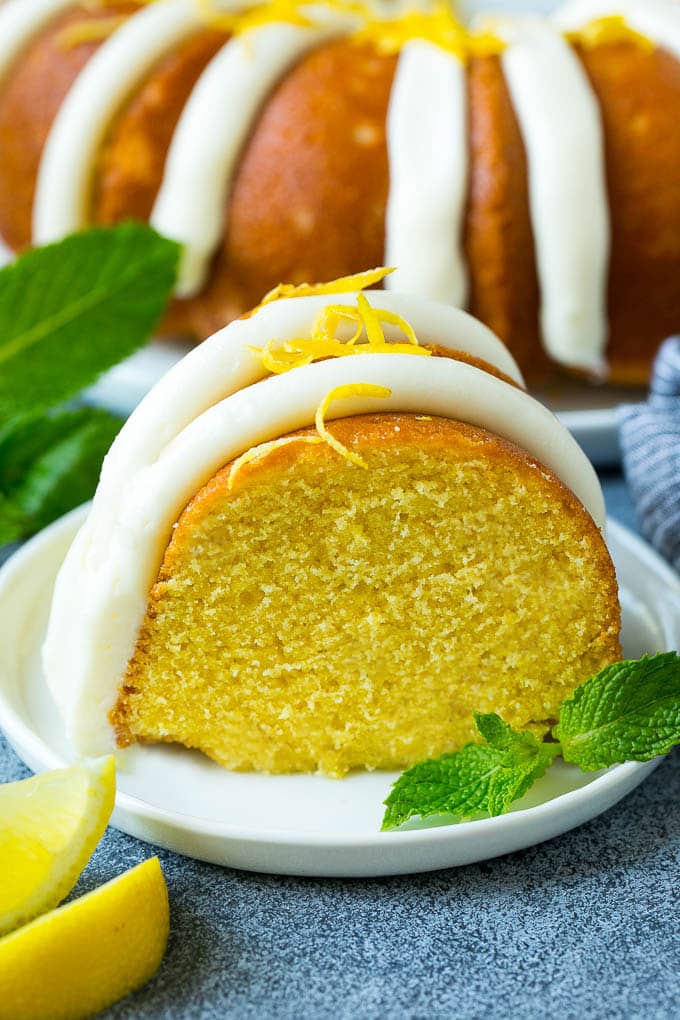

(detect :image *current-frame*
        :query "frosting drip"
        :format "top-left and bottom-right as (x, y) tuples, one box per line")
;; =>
(92, 290), (523, 502)
(495, 15), (610, 372)
(385, 39), (468, 307)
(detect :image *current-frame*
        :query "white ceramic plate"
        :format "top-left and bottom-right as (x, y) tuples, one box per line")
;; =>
(0, 508), (677, 877)
(85, 343), (643, 468)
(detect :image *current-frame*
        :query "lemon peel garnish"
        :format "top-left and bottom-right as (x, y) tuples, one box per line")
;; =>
(261, 266), (395, 306)
(194, 0), (314, 33)
(466, 28), (508, 59)
(57, 15), (128, 48)
(357, 292), (384, 346)
(228, 435), (323, 489)
(352, 0), (505, 61)
(0, 757), (115, 938)
(564, 15), (655, 54)
(317, 305), (365, 346)
(0, 857), (169, 1020)
(251, 290), (429, 374)
(315, 383), (392, 468)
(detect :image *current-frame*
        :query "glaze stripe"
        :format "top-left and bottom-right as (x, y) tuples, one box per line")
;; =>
(15, 0), (677, 376)
(384, 39), (468, 308)
(497, 15), (610, 372)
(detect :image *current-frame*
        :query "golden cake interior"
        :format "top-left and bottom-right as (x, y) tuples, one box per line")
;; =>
(111, 413), (620, 777)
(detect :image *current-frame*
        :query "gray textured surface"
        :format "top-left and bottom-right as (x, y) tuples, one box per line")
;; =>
(2, 474), (679, 1020)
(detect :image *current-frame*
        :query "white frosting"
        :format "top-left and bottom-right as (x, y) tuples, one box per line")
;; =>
(151, 13), (354, 298)
(43, 291), (605, 756)
(384, 39), (468, 307)
(95, 291), (523, 499)
(495, 16), (610, 372)
(555, 0), (680, 61)
(0, 0), (77, 83)
(33, 0), (203, 244)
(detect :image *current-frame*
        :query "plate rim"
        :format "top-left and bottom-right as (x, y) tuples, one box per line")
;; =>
(0, 507), (674, 854)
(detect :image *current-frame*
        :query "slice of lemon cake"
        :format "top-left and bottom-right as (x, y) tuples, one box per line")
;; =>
(44, 270), (620, 776)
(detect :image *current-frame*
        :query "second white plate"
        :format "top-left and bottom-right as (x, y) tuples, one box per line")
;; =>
(0, 509), (677, 877)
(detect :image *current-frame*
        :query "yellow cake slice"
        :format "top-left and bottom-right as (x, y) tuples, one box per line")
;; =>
(44, 275), (620, 775)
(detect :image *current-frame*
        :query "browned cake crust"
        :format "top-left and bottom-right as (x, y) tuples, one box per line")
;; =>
(424, 343), (523, 388)
(577, 40), (680, 384)
(0, 17), (678, 382)
(463, 54), (549, 383)
(181, 412), (606, 520)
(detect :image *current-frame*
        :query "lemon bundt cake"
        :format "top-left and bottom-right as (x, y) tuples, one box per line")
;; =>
(43, 274), (621, 776)
(0, 0), (679, 384)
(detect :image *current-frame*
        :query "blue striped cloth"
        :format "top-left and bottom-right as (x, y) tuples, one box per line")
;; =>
(620, 336), (680, 572)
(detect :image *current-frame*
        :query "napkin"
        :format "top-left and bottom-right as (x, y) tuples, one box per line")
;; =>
(620, 337), (680, 572)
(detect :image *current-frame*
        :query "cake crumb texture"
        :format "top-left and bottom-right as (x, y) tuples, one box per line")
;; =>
(112, 414), (620, 776)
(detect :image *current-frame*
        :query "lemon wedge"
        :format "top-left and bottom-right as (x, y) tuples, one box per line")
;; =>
(0, 757), (115, 937)
(0, 856), (169, 1020)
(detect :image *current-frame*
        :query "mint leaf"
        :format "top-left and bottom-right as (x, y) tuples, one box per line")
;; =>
(382, 714), (558, 830)
(0, 222), (180, 543)
(0, 407), (122, 542)
(0, 493), (27, 546)
(475, 711), (533, 751)
(0, 222), (180, 420)
(0, 411), (98, 488)
(555, 653), (680, 770)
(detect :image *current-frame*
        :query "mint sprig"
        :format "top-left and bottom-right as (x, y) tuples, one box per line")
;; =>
(382, 653), (680, 831)
(556, 653), (680, 770)
(382, 713), (558, 831)
(0, 223), (180, 543)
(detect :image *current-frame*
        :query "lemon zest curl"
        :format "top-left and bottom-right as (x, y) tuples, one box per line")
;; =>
(352, 1), (505, 61)
(260, 266), (394, 305)
(564, 15), (655, 54)
(228, 435), (323, 490)
(251, 284), (429, 374)
(315, 384), (392, 468)
(57, 14), (127, 48)
(195, 0), (314, 33)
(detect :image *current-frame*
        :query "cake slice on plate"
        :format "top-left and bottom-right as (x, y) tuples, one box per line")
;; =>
(44, 271), (620, 775)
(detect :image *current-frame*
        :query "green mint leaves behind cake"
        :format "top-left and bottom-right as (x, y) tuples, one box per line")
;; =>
(382, 653), (680, 831)
(0, 223), (180, 545)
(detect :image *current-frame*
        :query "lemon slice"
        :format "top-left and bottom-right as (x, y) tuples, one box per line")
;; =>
(0, 757), (115, 936)
(0, 856), (169, 1020)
